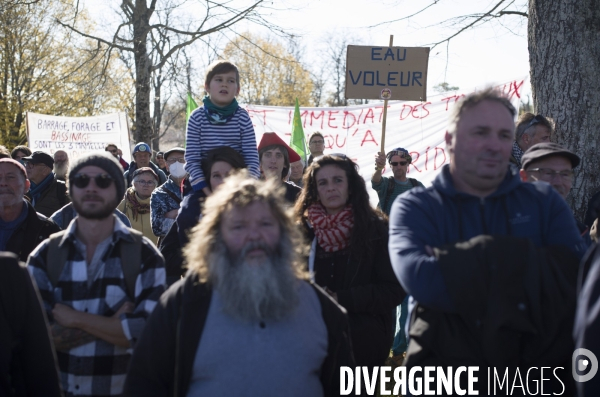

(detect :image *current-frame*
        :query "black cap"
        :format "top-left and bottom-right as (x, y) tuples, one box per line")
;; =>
(521, 142), (580, 170)
(22, 151), (54, 169)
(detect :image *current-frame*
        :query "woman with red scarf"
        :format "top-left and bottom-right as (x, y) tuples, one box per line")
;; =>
(294, 154), (405, 369)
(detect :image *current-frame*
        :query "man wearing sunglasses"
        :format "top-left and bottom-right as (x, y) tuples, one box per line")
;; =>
(511, 112), (553, 168)
(371, 147), (424, 367)
(27, 152), (166, 397)
(372, 147), (424, 216)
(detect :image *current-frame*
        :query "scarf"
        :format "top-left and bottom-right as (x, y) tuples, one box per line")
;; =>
(29, 172), (55, 205)
(307, 203), (354, 253)
(512, 141), (524, 167)
(124, 187), (150, 221)
(203, 96), (239, 125)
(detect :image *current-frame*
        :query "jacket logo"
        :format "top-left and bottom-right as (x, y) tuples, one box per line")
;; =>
(509, 212), (531, 225)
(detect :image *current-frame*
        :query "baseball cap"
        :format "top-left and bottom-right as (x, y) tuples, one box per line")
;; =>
(133, 142), (151, 155)
(521, 142), (580, 170)
(21, 151), (54, 169)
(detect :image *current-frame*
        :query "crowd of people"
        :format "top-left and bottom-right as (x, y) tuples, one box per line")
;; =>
(1, 59), (599, 397)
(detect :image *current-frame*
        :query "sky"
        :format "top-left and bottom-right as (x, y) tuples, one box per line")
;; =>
(84, 0), (532, 100)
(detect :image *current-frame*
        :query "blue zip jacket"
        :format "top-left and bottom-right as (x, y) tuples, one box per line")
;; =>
(389, 164), (587, 312)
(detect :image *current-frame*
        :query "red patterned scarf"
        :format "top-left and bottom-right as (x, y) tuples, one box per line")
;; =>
(307, 203), (354, 252)
(125, 187), (150, 220)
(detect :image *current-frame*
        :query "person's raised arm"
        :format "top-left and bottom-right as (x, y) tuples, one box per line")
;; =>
(371, 152), (386, 184)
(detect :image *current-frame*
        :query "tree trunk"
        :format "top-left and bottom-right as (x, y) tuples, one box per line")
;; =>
(528, 0), (600, 220)
(152, 72), (162, 152)
(132, 0), (153, 145)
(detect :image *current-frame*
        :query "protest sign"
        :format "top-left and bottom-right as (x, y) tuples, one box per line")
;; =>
(246, 78), (527, 206)
(26, 112), (131, 162)
(345, 45), (430, 101)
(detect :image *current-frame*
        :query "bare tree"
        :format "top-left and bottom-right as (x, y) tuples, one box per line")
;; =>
(312, 31), (365, 107)
(57, 0), (286, 144)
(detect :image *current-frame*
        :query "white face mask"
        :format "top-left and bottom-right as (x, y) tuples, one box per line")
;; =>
(169, 162), (187, 178)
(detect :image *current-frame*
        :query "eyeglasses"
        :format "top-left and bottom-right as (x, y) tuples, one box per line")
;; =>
(134, 180), (156, 186)
(23, 161), (46, 169)
(390, 161), (408, 166)
(156, 156), (164, 160)
(106, 148), (118, 154)
(166, 157), (186, 164)
(527, 168), (574, 181)
(70, 173), (114, 189)
(310, 140), (324, 145)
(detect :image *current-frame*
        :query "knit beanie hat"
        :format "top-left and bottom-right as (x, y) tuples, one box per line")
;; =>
(68, 152), (126, 201)
(0, 158), (27, 180)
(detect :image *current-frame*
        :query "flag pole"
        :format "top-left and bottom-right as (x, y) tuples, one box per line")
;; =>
(380, 35), (393, 154)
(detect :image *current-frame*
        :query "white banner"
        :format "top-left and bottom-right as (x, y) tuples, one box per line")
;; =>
(26, 112), (131, 163)
(245, 78), (527, 205)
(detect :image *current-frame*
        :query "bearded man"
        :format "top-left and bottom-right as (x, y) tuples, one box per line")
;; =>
(124, 171), (354, 397)
(53, 150), (69, 181)
(27, 152), (166, 396)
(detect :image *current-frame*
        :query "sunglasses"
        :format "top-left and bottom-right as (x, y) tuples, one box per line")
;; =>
(523, 114), (545, 133)
(70, 173), (114, 189)
(390, 161), (408, 166)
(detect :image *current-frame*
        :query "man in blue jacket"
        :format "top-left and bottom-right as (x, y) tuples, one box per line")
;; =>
(388, 88), (586, 394)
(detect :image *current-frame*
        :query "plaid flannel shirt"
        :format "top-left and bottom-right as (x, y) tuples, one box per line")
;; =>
(27, 216), (166, 396)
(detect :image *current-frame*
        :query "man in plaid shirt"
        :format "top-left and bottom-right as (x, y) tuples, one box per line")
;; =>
(28, 152), (166, 396)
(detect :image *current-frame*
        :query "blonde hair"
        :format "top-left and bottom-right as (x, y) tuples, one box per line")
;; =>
(184, 170), (307, 282)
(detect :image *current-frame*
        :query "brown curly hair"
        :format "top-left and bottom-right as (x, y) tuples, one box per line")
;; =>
(293, 154), (386, 248)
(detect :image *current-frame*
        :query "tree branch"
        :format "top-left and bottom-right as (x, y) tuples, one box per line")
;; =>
(367, 0), (441, 28)
(498, 10), (528, 17)
(55, 19), (131, 52)
(428, 0), (510, 48)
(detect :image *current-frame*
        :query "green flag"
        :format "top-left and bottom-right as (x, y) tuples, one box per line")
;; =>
(186, 92), (198, 121)
(290, 98), (307, 164)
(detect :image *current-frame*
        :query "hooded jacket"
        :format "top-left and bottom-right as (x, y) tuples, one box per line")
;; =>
(389, 164), (587, 312)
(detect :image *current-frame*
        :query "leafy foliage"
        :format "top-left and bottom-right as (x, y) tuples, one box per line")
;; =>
(0, 0), (131, 148)
(222, 33), (313, 106)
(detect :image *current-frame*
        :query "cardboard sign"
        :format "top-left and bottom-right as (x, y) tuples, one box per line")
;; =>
(345, 45), (430, 101)
(26, 112), (131, 162)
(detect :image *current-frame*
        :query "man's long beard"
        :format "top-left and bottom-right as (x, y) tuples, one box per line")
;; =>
(209, 238), (299, 322)
(54, 162), (69, 180)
